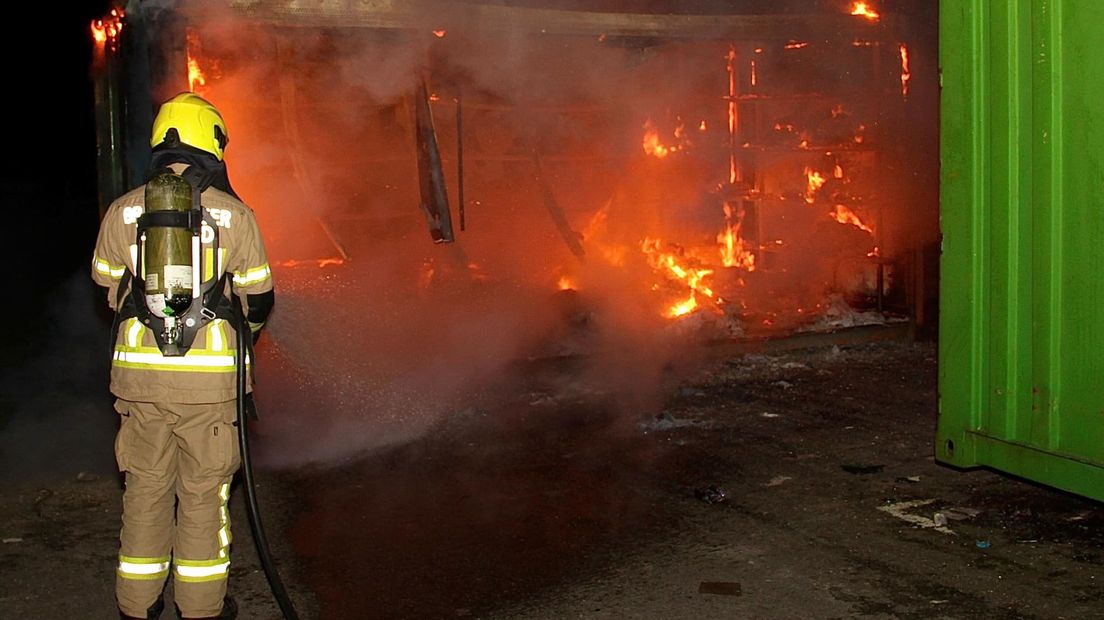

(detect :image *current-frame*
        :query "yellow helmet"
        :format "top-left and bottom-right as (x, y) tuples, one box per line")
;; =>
(150, 92), (229, 161)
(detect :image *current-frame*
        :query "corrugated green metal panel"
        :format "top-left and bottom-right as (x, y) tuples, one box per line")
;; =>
(937, 0), (1104, 501)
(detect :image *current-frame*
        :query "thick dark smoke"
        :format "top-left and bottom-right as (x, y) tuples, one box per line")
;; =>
(175, 1), (939, 466)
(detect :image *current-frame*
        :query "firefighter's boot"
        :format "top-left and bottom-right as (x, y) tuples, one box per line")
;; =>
(119, 595), (164, 620)
(176, 596), (237, 620)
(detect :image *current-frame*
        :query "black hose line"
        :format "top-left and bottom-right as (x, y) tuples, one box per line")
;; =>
(236, 319), (300, 620)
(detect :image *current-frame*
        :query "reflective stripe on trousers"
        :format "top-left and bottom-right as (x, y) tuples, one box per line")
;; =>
(118, 555), (171, 581)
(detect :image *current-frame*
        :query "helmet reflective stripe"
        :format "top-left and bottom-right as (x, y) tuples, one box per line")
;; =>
(150, 92), (229, 161)
(232, 264), (271, 286)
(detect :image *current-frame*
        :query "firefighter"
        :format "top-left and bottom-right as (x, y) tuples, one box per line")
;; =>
(91, 92), (275, 620)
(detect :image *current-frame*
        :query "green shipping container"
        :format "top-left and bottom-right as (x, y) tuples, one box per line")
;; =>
(938, 0), (1104, 500)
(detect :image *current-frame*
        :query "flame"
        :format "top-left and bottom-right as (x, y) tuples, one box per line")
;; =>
(834, 164), (844, 179)
(432, 29), (447, 38)
(699, 120), (707, 131)
(277, 258), (345, 268)
(187, 57), (206, 92)
(750, 59), (758, 87)
(899, 43), (912, 98)
(641, 238), (723, 319)
(784, 41), (809, 50)
(90, 8), (124, 51)
(804, 167), (827, 204)
(186, 29), (207, 93)
(718, 202), (756, 270)
(91, 22), (106, 45)
(668, 295), (699, 318)
(642, 119), (690, 158)
(726, 46), (740, 184)
(868, 246), (881, 258)
(557, 276), (577, 291)
(830, 204), (875, 234)
(850, 2), (880, 21)
(581, 201), (629, 266)
(642, 119), (670, 158)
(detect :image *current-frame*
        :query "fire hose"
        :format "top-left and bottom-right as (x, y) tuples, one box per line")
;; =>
(235, 314), (300, 620)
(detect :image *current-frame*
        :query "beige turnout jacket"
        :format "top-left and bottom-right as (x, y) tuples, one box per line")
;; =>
(92, 166), (273, 403)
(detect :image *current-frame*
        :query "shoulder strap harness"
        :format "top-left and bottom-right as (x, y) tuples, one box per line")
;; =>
(112, 167), (241, 357)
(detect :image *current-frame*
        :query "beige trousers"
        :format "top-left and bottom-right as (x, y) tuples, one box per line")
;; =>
(114, 399), (240, 618)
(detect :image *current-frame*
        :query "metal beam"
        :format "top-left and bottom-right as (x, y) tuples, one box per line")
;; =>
(223, 1), (892, 41)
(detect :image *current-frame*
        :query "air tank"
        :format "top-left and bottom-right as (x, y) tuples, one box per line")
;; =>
(142, 172), (194, 318)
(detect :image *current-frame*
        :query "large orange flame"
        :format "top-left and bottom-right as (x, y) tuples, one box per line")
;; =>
(641, 238), (723, 319)
(718, 202), (756, 270)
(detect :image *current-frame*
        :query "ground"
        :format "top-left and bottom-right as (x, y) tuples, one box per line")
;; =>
(1, 337), (1101, 619)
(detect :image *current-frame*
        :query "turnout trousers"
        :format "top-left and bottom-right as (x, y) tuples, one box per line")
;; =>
(114, 399), (240, 618)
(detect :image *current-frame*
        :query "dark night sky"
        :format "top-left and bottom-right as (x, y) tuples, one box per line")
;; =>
(5, 4), (111, 314)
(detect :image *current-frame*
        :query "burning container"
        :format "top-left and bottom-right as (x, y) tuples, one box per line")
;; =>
(938, 0), (1104, 501)
(92, 0), (938, 373)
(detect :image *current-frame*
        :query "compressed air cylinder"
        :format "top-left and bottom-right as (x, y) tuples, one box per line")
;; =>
(143, 172), (194, 318)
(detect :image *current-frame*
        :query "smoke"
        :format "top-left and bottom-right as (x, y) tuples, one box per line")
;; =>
(171, 1), (939, 466)
(0, 271), (118, 483)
